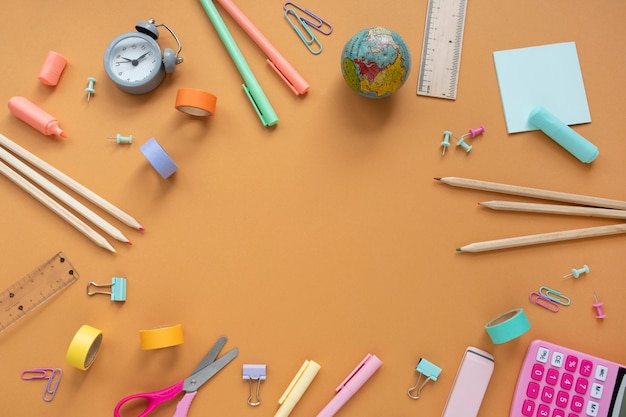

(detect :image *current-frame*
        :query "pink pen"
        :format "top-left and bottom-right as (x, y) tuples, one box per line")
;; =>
(215, 0), (310, 95)
(8, 96), (66, 137)
(316, 354), (382, 417)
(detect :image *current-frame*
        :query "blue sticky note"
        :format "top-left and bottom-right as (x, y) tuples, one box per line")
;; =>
(493, 42), (591, 134)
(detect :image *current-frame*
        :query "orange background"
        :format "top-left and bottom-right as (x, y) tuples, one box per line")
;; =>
(1, 1), (626, 416)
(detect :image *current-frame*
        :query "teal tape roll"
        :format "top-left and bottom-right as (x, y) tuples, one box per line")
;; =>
(485, 308), (531, 344)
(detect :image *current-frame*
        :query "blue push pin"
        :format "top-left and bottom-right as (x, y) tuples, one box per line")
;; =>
(564, 264), (589, 279)
(108, 134), (133, 144)
(86, 277), (127, 301)
(455, 136), (472, 153)
(85, 77), (96, 102)
(441, 131), (452, 155)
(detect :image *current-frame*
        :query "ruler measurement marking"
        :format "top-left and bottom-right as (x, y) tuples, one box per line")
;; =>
(0, 252), (79, 333)
(417, 0), (468, 99)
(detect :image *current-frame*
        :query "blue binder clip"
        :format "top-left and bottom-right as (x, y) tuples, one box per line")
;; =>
(86, 277), (127, 302)
(407, 358), (442, 399)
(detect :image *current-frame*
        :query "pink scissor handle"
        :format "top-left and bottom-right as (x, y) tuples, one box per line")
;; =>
(173, 392), (198, 417)
(114, 380), (184, 417)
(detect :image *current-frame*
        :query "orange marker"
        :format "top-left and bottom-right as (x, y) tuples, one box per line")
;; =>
(7, 96), (66, 137)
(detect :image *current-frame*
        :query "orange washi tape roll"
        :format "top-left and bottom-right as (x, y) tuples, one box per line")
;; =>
(175, 88), (217, 116)
(66, 324), (103, 370)
(139, 324), (184, 349)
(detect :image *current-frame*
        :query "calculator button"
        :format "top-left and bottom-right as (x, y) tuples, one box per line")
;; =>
(552, 352), (565, 368)
(546, 369), (560, 385)
(538, 404), (550, 417)
(590, 383), (603, 399)
(595, 365), (608, 381)
(537, 347), (550, 363)
(552, 410), (565, 417)
(522, 399), (535, 416)
(542, 386), (555, 403)
(575, 377), (589, 394)
(571, 395), (584, 412)
(565, 355), (579, 372)
(527, 381), (540, 398)
(532, 363), (546, 381)
(586, 400), (599, 417)
(561, 373), (574, 390)
(556, 390), (569, 408)
(580, 360), (593, 377)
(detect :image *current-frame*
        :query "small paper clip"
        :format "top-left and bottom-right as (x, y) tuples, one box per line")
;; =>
(284, 8), (323, 55)
(21, 367), (62, 402)
(407, 358), (442, 399)
(86, 277), (127, 301)
(529, 291), (560, 312)
(539, 286), (570, 306)
(243, 364), (266, 406)
(283, 2), (332, 35)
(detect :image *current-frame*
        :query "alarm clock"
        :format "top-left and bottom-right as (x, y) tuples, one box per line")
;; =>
(104, 19), (183, 94)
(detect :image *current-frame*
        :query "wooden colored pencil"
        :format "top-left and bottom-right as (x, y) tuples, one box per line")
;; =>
(0, 133), (144, 230)
(480, 201), (626, 220)
(0, 146), (131, 244)
(456, 223), (626, 253)
(435, 177), (626, 210)
(0, 160), (116, 253)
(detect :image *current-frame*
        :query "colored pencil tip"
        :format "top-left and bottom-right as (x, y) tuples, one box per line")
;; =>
(138, 227), (145, 232)
(126, 241), (133, 246)
(434, 177), (441, 181)
(456, 248), (462, 251)
(60, 132), (67, 138)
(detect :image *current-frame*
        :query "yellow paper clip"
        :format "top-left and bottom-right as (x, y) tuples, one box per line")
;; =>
(283, 2), (332, 35)
(284, 8), (322, 55)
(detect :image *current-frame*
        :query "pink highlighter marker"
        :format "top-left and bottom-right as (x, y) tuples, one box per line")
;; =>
(316, 354), (382, 417)
(8, 96), (66, 137)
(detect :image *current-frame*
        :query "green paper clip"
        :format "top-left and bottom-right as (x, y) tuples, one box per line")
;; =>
(87, 277), (127, 302)
(408, 358), (442, 399)
(284, 7), (322, 55)
(539, 286), (570, 306)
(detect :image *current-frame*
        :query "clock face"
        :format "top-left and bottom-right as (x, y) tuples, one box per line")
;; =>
(104, 32), (165, 94)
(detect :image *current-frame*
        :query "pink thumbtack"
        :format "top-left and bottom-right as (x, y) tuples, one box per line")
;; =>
(592, 292), (606, 319)
(468, 125), (485, 138)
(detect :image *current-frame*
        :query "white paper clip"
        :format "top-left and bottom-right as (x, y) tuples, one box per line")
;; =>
(243, 364), (266, 406)
(86, 277), (127, 301)
(407, 358), (442, 399)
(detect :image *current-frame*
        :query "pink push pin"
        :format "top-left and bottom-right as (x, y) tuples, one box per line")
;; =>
(592, 292), (606, 319)
(468, 125), (485, 138)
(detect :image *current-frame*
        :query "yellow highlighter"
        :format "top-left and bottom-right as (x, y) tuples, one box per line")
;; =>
(275, 360), (321, 417)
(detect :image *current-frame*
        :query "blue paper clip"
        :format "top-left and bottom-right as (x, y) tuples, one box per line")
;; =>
(87, 277), (127, 302)
(284, 7), (322, 55)
(539, 286), (570, 306)
(407, 358), (442, 399)
(243, 364), (266, 406)
(283, 2), (332, 35)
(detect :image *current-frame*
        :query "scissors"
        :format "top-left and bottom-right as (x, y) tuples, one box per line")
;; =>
(114, 336), (238, 417)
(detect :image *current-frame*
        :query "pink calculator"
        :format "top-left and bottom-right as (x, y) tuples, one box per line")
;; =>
(510, 339), (626, 417)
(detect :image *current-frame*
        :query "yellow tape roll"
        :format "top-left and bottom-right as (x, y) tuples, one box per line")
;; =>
(66, 324), (103, 370)
(139, 324), (184, 349)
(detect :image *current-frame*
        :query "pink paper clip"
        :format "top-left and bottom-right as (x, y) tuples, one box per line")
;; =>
(21, 367), (62, 401)
(529, 291), (560, 312)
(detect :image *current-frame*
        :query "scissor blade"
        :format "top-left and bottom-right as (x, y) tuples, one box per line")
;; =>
(183, 347), (239, 392)
(190, 336), (228, 376)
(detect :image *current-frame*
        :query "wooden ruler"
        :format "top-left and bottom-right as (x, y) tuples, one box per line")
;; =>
(0, 252), (79, 334)
(416, 0), (468, 99)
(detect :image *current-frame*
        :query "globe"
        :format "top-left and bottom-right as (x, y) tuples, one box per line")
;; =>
(340, 27), (412, 98)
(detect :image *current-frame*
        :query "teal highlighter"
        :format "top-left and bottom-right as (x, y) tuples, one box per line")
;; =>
(198, 0), (279, 126)
(528, 106), (598, 163)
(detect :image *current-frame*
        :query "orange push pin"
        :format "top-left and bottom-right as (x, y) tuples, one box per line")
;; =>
(592, 292), (606, 319)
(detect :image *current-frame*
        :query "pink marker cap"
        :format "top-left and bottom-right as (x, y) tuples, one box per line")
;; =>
(38, 51), (68, 86)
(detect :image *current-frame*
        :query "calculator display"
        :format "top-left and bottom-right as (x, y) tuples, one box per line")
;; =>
(510, 340), (626, 417)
